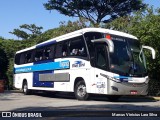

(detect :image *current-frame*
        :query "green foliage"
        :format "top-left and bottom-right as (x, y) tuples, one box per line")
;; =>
(0, 39), (8, 79)
(20, 24), (43, 38)
(44, 0), (146, 25)
(9, 29), (29, 39)
(6, 58), (14, 87)
(33, 19), (88, 44)
(9, 24), (43, 40)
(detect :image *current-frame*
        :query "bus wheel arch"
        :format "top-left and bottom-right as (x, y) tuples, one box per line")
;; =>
(74, 77), (89, 100)
(22, 79), (31, 95)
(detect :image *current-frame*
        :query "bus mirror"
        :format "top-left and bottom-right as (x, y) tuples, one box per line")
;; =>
(91, 38), (114, 53)
(142, 45), (156, 59)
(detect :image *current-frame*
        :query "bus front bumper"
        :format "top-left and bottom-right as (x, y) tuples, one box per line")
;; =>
(107, 80), (148, 95)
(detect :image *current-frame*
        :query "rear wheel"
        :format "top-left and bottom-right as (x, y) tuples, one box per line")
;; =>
(74, 81), (89, 100)
(22, 81), (31, 95)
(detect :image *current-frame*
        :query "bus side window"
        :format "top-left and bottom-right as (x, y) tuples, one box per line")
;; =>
(69, 37), (87, 57)
(62, 41), (68, 57)
(24, 52), (32, 63)
(55, 43), (63, 58)
(15, 53), (21, 65)
(19, 53), (25, 65)
(55, 41), (68, 58)
(44, 47), (51, 60)
(35, 49), (43, 61)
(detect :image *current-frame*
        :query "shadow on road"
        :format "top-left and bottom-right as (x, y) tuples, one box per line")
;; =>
(1, 91), (160, 119)
(33, 91), (158, 103)
(2, 103), (160, 120)
(0, 90), (158, 103)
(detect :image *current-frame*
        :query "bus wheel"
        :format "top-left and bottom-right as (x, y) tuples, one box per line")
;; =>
(107, 95), (121, 102)
(23, 81), (30, 95)
(74, 81), (89, 100)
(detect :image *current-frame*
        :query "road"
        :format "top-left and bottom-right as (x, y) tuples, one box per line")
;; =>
(0, 90), (160, 119)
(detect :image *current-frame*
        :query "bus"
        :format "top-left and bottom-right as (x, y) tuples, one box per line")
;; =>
(14, 28), (155, 101)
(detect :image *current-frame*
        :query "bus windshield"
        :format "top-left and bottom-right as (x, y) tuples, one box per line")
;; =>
(109, 35), (147, 77)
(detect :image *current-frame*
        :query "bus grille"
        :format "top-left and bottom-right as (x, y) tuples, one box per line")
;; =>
(121, 82), (147, 87)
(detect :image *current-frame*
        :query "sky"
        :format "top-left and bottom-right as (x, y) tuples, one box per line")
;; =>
(0, 0), (159, 39)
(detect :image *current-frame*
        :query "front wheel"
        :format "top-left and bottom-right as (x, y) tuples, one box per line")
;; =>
(74, 81), (89, 100)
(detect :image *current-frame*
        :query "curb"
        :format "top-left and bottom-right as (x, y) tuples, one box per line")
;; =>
(123, 96), (160, 101)
(151, 97), (160, 100)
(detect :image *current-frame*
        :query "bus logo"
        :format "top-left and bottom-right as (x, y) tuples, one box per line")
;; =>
(72, 61), (85, 68)
(60, 61), (70, 68)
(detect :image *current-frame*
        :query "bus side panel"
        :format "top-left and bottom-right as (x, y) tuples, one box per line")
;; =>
(33, 71), (54, 88)
(66, 59), (91, 92)
(14, 63), (34, 90)
(14, 72), (33, 90)
(51, 58), (91, 92)
(33, 60), (54, 88)
(52, 58), (70, 92)
(87, 67), (96, 93)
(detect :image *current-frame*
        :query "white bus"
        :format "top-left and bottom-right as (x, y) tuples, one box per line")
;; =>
(14, 28), (155, 101)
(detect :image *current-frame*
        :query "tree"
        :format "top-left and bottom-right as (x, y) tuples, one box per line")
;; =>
(20, 24), (43, 37)
(36, 19), (88, 43)
(0, 39), (8, 79)
(9, 24), (43, 40)
(9, 29), (29, 39)
(44, 0), (146, 26)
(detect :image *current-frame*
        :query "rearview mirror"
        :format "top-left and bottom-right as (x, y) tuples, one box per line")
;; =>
(91, 38), (114, 53)
(142, 45), (156, 59)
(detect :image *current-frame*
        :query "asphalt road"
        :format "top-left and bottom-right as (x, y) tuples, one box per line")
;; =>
(0, 90), (160, 119)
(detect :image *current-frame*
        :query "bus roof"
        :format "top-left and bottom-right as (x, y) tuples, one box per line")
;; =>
(16, 28), (138, 53)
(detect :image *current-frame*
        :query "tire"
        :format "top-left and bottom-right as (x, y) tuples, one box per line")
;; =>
(74, 81), (89, 100)
(22, 81), (31, 95)
(107, 95), (121, 102)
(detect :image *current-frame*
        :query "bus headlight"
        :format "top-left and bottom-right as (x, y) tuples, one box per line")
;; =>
(144, 76), (149, 84)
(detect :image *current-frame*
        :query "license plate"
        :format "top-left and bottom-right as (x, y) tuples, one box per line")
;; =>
(130, 90), (137, 95)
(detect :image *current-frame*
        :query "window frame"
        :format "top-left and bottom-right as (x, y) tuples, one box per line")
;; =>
(68, 35), (88, 59)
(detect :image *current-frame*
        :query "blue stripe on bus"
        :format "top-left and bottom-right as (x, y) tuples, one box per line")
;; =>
(114, 76), (131, 79)
(36, 40), (56, 48)
(114, 76), (132, 82)
(14, 60), (70, 73)
(33, 59), (54, 88)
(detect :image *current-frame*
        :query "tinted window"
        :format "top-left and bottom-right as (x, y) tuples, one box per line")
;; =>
(19, 53), (25, 64)
(24, 52), (32, 63)
(43, 45), (54, 60)
(69, 36), (87, 57)
(95, 44), (109, 70)
(55, 41), (69, 58)
(62, 41), (68, 57)
(84, 32), (103, 66)
(55, 43), (63, 58)
(15, 53), (21, 65)
(35, 49), (43, 61)
(16, 51), (33, 64)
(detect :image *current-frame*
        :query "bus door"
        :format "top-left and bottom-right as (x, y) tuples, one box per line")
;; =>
(94, 43), (110, 94)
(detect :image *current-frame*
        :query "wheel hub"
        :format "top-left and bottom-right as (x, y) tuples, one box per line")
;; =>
(77, 85), (86, 97)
